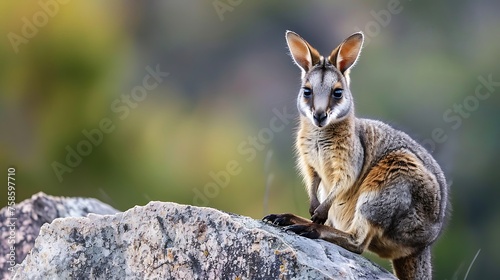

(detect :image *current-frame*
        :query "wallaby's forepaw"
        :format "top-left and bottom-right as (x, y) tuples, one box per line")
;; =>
(262, 213), (295, 227)
(284, 224), (321, 239)
(311, 205), (329, 224)
(309, 197), (321, 217)
(263, 213), (312, 227)
(311, 212), (327, 224)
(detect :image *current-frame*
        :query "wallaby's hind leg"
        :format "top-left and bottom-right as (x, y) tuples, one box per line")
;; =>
(361, 181), (439, 248)
(360, 151), (442, 248)
(264, 213), (373, 255)
(284, 223), (370, 254)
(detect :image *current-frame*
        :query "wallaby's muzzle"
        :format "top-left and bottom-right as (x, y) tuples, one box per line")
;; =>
(313, 111), (327, 127)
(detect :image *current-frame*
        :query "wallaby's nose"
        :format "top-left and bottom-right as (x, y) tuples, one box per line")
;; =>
(313, 111), (327, 126)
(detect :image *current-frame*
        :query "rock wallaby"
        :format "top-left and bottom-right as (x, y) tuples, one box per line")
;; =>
(263, 31), (449, 280)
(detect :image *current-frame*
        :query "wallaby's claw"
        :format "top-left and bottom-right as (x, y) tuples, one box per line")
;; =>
(262, 214), (290, 226)
(262, 214), (278, 224)
(262, 213), (295, 227)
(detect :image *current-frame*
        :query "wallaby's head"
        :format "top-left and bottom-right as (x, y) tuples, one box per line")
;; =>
(286, 31), (364, 128)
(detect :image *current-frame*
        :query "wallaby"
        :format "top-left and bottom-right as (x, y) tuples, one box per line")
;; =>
(263, 31), (449, 280)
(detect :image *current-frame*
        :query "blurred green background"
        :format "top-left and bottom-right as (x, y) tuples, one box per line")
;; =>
(1, 1), (499, 278)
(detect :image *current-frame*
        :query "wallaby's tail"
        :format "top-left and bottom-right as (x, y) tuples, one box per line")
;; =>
(392, 246), (432, 280)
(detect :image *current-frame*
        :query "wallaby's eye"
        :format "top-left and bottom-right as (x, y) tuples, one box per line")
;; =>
(332, 88), (343, 99)
(303, 87), (312, 98)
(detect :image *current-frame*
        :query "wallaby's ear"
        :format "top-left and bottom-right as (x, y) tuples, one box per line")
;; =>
(286, 31), (321, 74)
(328, 32), (364, 74)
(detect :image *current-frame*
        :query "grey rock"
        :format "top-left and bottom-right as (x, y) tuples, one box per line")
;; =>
(13, 201), (396, 279)
(0, 192), (119, 279)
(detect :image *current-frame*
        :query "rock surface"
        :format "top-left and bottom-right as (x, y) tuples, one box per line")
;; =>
(0, 192), (119, 279)
(13, 200), (396, 279)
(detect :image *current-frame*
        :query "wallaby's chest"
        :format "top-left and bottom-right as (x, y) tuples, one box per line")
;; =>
(300, 134), (332, 176)
(297, 126), (361, 230)
(298, 129), (353, 182)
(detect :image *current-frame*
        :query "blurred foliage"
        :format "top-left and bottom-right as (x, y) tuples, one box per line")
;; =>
(1, 1), (500, 278)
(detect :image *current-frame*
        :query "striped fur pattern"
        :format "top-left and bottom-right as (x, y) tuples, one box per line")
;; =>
(263, 31), (449, 280)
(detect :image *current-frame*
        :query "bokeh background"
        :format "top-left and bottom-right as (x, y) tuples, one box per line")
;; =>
(1, 1), (499, 278)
